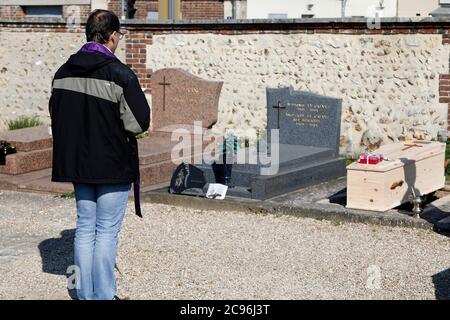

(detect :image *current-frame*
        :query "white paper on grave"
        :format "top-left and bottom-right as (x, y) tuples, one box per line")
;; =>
(206, 183), (228, 200)
(48, 126), (52, 136)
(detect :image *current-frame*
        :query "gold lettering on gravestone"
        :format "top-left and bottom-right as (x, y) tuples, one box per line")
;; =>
(185, 88), (200, 94)
(285, 103), (330, 128)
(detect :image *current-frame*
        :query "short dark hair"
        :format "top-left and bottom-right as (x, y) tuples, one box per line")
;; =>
(86, 9), (120, 44)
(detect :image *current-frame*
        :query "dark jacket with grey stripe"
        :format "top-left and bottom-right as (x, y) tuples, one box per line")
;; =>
(49, 50), (150, 184)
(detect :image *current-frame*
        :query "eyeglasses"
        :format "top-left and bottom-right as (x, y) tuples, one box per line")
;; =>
(116, 31), (125, 40)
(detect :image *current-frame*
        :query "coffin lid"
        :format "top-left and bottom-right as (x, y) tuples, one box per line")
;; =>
(347, 141), (445, 172)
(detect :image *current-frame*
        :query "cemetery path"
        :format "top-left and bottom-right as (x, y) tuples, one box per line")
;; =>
(0, 190), (448, 300)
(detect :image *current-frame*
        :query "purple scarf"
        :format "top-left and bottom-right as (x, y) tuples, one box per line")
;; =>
(79, 42), (116, 58)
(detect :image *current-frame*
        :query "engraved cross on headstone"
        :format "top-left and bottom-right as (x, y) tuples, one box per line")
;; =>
(272, 101), (286, 129)
(158, 76), (171, 111)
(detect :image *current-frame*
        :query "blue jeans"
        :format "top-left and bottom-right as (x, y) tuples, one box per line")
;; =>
(73, 183), (131, 300)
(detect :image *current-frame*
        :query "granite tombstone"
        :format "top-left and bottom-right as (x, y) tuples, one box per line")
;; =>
(267, 87), (342, 156)
(137, 68), (223, 189)
(0, 69), (224, 193)
(200, 87), (346, 200)
(151, 68), (222, 133)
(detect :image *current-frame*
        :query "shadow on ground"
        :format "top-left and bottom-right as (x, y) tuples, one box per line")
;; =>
(329, 188), (450, 237)
(329, 188), (449, 299)
(328, 187), (347, 206)
(36, 224), (448, 300)
(38, 229), (77, 299)
(421, 204), (450, 237)
(432, 268), (450, 300)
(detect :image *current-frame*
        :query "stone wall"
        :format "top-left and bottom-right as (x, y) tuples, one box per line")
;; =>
(0, 18), (449, 157)
(125, 30), (153, 92)
(146, 31), (448, 156)
(0, 21), (126, 130)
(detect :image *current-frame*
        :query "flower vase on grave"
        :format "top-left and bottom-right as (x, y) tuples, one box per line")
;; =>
(212, 134), (238, 187)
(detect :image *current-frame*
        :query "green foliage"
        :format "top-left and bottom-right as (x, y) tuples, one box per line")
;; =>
(222, 134), (239, 154)
(61, 191), (75, 199)
(6, 115), (43, 131)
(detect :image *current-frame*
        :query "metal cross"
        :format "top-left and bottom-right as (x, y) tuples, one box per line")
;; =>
(272, 101), (286, 129)
(158, 76), (171, 111)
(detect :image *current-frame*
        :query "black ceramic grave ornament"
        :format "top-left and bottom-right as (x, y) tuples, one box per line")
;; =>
(169, 163), (207, 196)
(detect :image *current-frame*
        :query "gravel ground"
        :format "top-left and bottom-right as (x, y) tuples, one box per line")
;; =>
(0, 190), (448, 300)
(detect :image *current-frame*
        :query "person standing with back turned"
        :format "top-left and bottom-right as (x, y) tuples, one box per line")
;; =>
(49, 9), (150, 300)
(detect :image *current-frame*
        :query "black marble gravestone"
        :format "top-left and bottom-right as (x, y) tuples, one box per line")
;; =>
(200, 87), (346, 200)
(267, 88), (342, 156)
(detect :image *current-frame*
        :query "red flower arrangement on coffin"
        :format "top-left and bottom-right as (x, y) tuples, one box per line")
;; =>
(358, 152), (384, 165)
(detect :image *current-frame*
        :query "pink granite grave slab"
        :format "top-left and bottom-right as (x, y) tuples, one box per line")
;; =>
(18, 176), (73, 194)
(138, 133), (207, 187)
(151, 68), (222, 132)
(0, 168), (72, 194)
(0, 69), (224, 192)
(0, 125), (52, 152)
(0, 148), (52, 175)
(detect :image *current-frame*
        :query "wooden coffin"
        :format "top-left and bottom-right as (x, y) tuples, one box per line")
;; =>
(346, 141), (445, 212)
